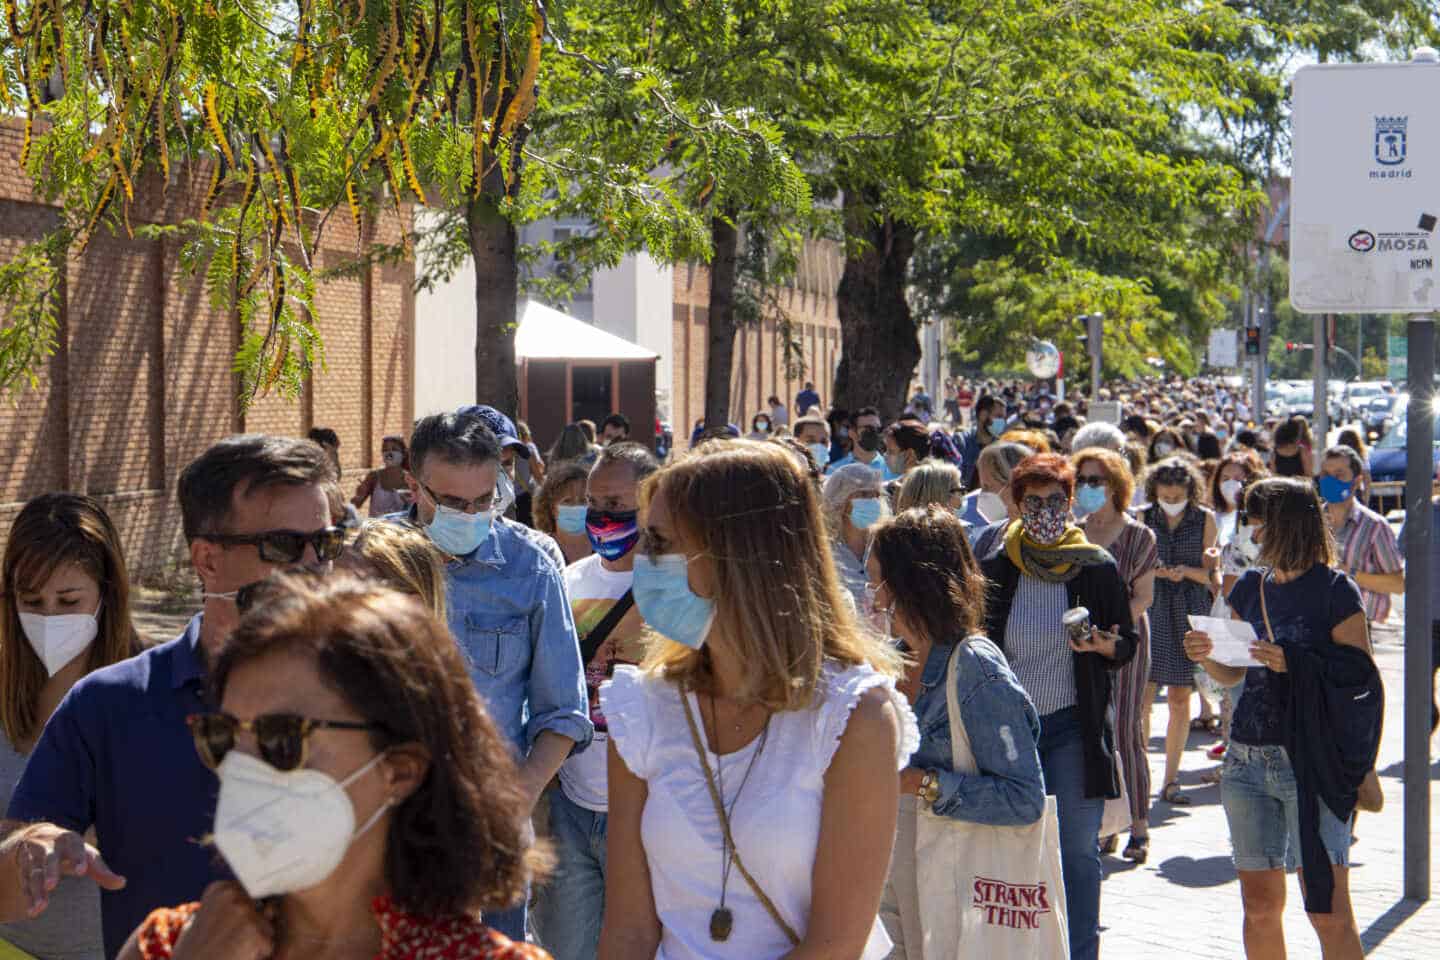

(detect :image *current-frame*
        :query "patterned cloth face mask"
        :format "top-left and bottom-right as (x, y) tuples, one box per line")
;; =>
(1021, 503), (1069, 545)
(585, 509), (640, 561)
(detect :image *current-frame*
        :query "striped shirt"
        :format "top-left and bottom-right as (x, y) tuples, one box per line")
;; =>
(1331, 502), (1403, 623)
(1003, 574), (1077, 716)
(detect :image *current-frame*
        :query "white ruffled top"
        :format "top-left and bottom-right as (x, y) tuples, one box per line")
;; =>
(600, 659), (920, 960)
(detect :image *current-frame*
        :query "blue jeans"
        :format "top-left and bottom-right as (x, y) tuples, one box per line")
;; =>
(532, 788), (608, 960)
(1038, 707), (1104, 960)
(1222, 741), (1353, 872)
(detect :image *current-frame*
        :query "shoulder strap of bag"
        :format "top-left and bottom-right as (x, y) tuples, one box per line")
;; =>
(1258, 576), (1275, 645)
(579, 589), (634, 666)
(944, 643), (979, 775)
(679, 689), (801, 946)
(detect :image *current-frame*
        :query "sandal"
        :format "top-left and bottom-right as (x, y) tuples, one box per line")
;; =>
(1123, 835), (1149, 864)
(1161, 781), (1191, 805)
(1100, 834), (1118, 855)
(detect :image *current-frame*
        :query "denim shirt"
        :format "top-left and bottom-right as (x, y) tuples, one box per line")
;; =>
(400, 510), (593, 759)
(909, 636), (1046, 826)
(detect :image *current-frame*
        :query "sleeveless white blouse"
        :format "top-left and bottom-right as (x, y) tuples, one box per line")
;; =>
(600, 660), (919, 960)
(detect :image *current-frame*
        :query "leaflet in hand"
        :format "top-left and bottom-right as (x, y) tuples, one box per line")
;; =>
(1187, 615), (1263, 668)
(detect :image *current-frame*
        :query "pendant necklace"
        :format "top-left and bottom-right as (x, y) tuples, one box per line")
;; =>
(708, 692), (770, 943)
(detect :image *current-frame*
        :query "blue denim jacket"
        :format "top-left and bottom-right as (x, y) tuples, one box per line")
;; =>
(398, 511), (593, 758)
(910, 636), (1046, 825)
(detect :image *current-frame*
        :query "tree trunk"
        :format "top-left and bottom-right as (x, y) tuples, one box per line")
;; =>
(467, 195), (521, 417)
(834, 189), (919, 423)
(703, 214), (741, 429)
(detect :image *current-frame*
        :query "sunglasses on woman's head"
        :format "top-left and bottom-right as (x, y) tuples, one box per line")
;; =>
(187, 712), (385, 772)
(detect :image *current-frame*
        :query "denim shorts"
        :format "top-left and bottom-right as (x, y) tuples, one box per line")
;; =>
(1221, 741), (1353, 872)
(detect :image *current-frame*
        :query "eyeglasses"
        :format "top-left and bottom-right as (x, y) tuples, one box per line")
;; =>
(417, 479), (493, 514)
(187, 712), (385, 772)
(1075, 476), (1108, 488)
(1022, 493), (1069, 512)
(202, 527), (346, 564)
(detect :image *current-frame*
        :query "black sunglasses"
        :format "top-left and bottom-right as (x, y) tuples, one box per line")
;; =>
(202, 527), (346, 564)
(187, 712), (384, 772)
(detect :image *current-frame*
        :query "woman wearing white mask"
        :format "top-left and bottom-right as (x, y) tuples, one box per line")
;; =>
(1208, 451), (1266, 548)
(1141, 457), (1219, 808)
(959, 441), (1033, 557)
(1073, 450), (1158, 864)
(0, 494), (139, 960)
(121, 572), (549, 960)
(822, 464), (891, 611)
(598, 441), (916, 960)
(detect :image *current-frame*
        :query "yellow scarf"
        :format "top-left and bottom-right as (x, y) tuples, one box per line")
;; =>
(1003, 520), (1113, 583)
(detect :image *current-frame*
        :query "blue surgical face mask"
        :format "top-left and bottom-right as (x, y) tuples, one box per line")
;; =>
(1319, 474), (1354, 504)
(632, 554), (715, 650)
(807, 443), (831, 468)
(849, 497), (883, 529)
(556, 503), (588, 535)
(1074, 484), (1108, 517)
(425, 503), (491, 556)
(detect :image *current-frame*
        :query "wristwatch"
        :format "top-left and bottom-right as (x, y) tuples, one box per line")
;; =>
(918, 769), (941, 807)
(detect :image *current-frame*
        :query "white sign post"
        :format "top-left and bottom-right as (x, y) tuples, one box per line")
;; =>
(1207, 328), (1238, 368)
(1292, 53), (1440, 904)
(1291, 61), (1440, 313)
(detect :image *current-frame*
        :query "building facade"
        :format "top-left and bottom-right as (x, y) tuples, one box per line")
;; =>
(0, 120), (415, 574)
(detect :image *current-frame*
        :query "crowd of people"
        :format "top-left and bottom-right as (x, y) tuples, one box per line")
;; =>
(0, 370), (1416, 960)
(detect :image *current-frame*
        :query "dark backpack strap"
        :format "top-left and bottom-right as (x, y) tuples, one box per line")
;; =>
(579, 589), (635, 666)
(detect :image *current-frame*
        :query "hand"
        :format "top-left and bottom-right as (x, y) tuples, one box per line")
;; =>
(1070, 625), (1119, 659)
(9, 823), (125, 918)
(1250, 640), (1287, 673)
(1183, 629), (1214, 663)
(171, 882), (274, 960)
(899, 766), (925, 796)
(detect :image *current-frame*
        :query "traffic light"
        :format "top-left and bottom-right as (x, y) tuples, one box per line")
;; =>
(1286, 342), (1297, 354)
(1245, 327), (1260, 356)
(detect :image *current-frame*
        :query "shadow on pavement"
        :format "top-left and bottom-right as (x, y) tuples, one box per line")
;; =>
(1361, 898), (1423, 955)
(1377, 758), (1440, 780)
(1154, 854), (1235, 888)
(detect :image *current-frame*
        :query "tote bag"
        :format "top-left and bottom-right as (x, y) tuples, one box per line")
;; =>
(915, 644), (1069, 960)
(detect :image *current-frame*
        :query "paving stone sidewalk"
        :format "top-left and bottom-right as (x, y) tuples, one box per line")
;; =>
(1100, 617), (1440, 958)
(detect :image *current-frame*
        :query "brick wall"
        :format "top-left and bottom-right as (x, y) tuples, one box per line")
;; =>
(0, 120), (414, 576)
(670, 238), (843, 443)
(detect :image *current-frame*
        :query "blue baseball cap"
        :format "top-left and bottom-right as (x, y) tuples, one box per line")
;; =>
(456, 404), (531, 458)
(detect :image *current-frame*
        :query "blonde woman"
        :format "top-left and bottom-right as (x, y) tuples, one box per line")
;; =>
(821, 464), (890, 609)
(597, 441), (918, 960)
(341, 520), (449, 619)
(895, 461), (965, 514)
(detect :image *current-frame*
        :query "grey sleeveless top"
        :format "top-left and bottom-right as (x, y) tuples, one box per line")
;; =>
(0, 734), (103, 960)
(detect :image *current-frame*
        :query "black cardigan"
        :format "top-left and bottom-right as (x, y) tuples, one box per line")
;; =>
(980, 550), (1139, 800)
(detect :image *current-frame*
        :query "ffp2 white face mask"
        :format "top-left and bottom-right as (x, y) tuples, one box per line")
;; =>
(19, 606), (100, 676)
(213, 749), (391, 900)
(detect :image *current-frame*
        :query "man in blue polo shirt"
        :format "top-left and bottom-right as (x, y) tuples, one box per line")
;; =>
(0, 435), (337, 957)
(400, 411), (591, 941)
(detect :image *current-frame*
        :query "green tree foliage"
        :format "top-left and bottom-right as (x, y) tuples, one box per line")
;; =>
(0, 0), (788, 413)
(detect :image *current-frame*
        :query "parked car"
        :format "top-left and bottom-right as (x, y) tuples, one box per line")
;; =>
(1367, 401), (1440, 505)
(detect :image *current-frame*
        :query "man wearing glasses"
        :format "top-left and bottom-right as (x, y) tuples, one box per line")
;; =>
(399, 411), (591, 942)
(0, 435), (338, 957)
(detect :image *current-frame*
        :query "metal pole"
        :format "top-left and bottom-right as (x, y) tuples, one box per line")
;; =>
(1089, 313), (1103, 400)
(1313, 314), (1329, 443)
(1404, 315), (1434, 902)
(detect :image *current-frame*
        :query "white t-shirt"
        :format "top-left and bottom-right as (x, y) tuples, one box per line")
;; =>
(559, 554), (645, 812)
(601, 661), (918, 960)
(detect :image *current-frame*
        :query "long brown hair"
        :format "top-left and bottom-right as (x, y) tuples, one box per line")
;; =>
(215, 572), (549, 915)
(0, 494), (139, 746)
(640, 440), (900, 709)
(870, 507), (986, 644)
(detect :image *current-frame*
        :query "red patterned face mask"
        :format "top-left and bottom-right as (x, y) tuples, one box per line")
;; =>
(585, 509), (640, 561)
